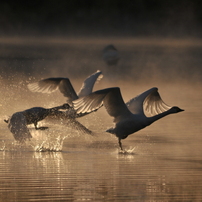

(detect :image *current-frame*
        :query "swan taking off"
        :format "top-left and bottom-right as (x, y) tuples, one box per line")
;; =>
(4, 104), (69, 142)
(5, 103), (92, 143)
(27, 70), (103, 105)
(73, 87), (184, 151)
(103, 45), (120, 66)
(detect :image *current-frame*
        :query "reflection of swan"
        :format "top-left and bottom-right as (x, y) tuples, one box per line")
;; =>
(27, 70), (103, 105)
(4, 104), (69, 142)
(73, 87), (184, 150)
(103, 45), (119, 66)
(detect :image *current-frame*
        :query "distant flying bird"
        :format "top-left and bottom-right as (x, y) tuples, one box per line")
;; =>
(103, 45), (119, 66)
(4, 104), (69, 142)
(73, 87), (184, 151)
(27, 70), (103, 105)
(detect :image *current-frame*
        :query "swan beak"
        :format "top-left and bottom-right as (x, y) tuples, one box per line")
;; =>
(179, 108), (184, 112)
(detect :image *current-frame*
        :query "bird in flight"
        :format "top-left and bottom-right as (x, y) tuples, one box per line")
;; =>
(73, 87), (184, 151)
(27, 70), (103, 105)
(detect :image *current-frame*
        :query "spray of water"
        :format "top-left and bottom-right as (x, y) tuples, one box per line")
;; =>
(33, 135), (67, 152)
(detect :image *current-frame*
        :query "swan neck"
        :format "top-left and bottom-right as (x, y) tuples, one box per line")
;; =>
(148, 110), (172, 124)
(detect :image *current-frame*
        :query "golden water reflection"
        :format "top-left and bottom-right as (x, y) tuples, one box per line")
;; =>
(0, 37), (202, 201)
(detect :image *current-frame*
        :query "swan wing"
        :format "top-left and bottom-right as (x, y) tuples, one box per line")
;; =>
(58, 79), (78, 102)
(28, 78), (78, 102)
(28, 78), (63, 93)
(143, 88), (171, 116)
(126, 87), (158, 114)
(77, 70), (103, 98)
(66, 119), (93, 135)
(8, 112), (32, 142)
(126, 87), (171, 116)
(74, 87), (132, 122)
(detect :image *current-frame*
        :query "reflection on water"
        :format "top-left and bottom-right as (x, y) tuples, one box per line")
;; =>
(0, 37), (202, 201)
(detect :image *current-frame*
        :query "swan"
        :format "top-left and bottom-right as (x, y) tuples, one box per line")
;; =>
(73, 87), (184, 151)
(4, 104), (69, 142)
(27, 70), (103, 105)
(4, 104), (92, 143)
(103, 45), (119, 66)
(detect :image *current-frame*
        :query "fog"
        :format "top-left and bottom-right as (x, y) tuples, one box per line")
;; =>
(0, 1), (202, 144)
(1, 2), (202, 201)
(1, 36), (202, 79)
(0, 36), (201, 116)
(1, 1), (202, 94)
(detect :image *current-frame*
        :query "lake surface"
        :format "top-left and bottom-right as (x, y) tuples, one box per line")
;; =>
(0, 37), (202, 201)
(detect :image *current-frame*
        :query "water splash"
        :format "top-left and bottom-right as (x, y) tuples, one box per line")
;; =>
(32, 134), (68, 152)
(0, 140), (5, 151)
(118, 146), (137, 155)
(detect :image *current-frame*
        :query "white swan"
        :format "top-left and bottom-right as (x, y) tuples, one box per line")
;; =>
(5, 104), (92, 142)
(103, 45), (119, 66)
(27, 70), (103, 105)
(73, 87), (184, 150)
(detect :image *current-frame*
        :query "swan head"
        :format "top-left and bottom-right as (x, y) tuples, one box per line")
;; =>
(61, 103), (71, 109)
(170, 106), (184, 113)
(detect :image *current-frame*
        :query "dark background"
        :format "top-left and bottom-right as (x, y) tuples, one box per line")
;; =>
(1, 0), (202, 85)
(0, 0), (202, 37)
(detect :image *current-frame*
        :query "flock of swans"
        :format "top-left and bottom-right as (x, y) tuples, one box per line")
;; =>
(4, 45), (184, 151)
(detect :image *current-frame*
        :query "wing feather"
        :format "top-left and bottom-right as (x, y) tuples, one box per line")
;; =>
(126, 87), (171, 116)
(126, 87), (158, 114)
(66, 119), (93, 135)
(74, 87), (132, 122)
(27, 78), (63, 93)
(28, 78), (78, 103)
(143, 89), (171, 116)
(58, 79), (78, 101)
(77, 70), (103, 97)
(8, 112), (32, 142)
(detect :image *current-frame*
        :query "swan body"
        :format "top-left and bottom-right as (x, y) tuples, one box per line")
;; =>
(103, 45), (119, 66)
(5, 104), (70, 142)
(5, 103), (92, 142)
(73, 87), (184, 150)
(27, 70), (103, 104)
(7, 112), (32, 142)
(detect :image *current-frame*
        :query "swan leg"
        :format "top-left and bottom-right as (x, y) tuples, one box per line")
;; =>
(34, 122), (48, 130)
(118, 138), (123, 151)
(34, 122), (38, 130)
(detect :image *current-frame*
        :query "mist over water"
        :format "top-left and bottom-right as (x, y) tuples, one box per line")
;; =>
(1, 1), (202, 200)
(0, 36), (202, 201)
(1, 36), (202, 82)
(0, 36), (201, 114)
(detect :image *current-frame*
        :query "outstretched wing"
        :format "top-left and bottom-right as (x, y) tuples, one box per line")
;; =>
(28, 78), (63, 93)
(66, 119), (93, 135)
(8, 112), (32, 142)
(28, 77), (78, 103)
(58, 79), (78, 102)
(143, 88), (171, 116)
(74, 87), (132, 123)
(126, 87), (158, 115)
(126, 87), (171, 116)
(77, 70), (103, 98)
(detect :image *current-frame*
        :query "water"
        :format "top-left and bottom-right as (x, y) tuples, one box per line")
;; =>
(0, 37), (202, 201)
